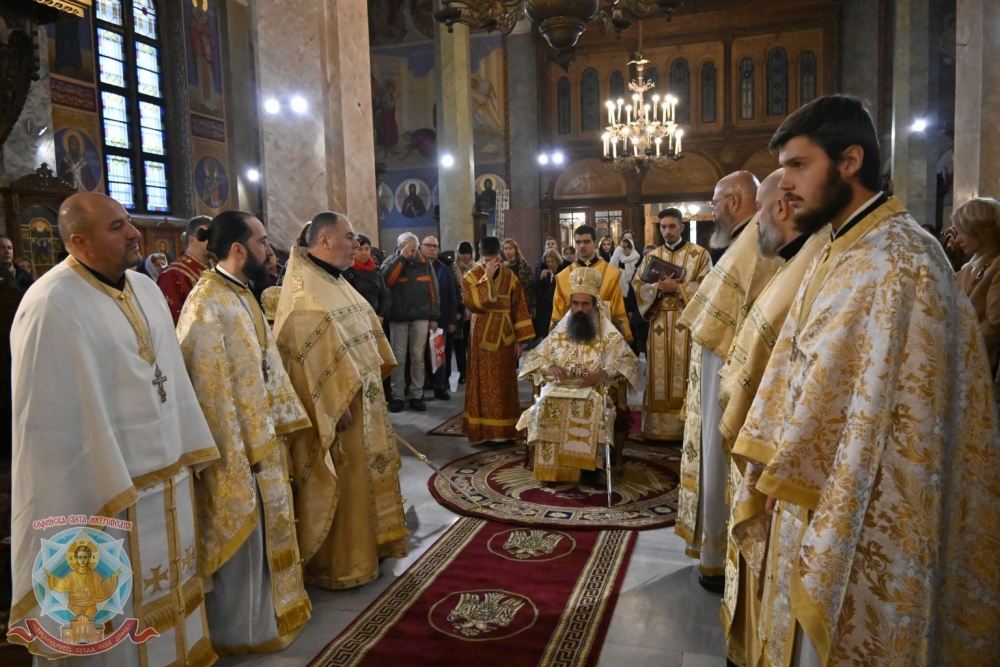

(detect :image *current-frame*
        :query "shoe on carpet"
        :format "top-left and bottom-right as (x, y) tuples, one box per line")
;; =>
(698, 574), (725, 595)
(434, 388), (451, 401)
(388, 398), (404, 413)
(409, 398), (426, 412)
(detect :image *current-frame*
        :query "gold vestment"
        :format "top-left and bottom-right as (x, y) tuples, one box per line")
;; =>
(274, 249), (409, 590)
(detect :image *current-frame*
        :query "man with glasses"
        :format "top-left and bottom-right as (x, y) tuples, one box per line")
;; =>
(676, 172), (782, 595)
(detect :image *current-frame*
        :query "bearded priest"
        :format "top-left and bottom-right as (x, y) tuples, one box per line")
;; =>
(177, 211), (313, 654)
(518, 267), (638, 483)
(739, 95), (1000, 666)
(274, 212), (409, 590)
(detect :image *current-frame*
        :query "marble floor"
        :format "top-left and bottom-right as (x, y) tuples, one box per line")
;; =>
(218, 369), (726, 667)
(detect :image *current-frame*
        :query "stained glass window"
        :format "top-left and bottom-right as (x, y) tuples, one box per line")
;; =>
(106, 155), (134, 209)
(767, 48), (788, 116)
(132, 0), (158, 39)
(139, 102), (164, 154)
(800, 51), (817, 106)
(144, 161), (169, 211)
(135, 43), (161, 97)
(557, 77), (571, 135)
(96, 0), (123, 25)
(701, 62), (717, 123)
(610, 71), (625, 100)
(670, 59), (690, 124)
(101, 92), (130, 148)
(97, 29), (126, 87)
(95, 0), (169, 213)
(581, 68), (600, 132)
(740, 58), (755, 120)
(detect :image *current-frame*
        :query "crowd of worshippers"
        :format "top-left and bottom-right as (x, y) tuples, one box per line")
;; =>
(6, 92), (1000, 666)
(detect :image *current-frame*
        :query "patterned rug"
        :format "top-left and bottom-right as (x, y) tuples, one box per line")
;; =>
(426, 404), (531, 438)
(307, 517), (635, 667)
(428, 444), (681, 530)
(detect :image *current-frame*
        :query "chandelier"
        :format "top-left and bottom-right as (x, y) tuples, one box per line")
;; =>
(601, 25), (683, 173)
(433, 0), (686, 68)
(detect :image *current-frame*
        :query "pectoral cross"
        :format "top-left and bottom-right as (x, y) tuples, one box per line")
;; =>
(262, 358), (270, 383)
(152, 365), (168, 403)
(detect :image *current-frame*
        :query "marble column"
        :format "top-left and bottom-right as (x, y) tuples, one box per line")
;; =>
(1, 26), (55, 188)
(505, 23), (542, 255)
(890, 0), (937, 227)
(253, 0), (378, 249)
(839, 0), (880, 126)
(954, 0), (1000, 203)
(434, 23), (475, 251)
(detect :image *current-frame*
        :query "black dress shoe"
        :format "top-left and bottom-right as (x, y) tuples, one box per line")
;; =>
(388, 399), (404, 413)
(458, 374), (466, 385)
(409, 398), (426, 412)
(698, 574), (725, 594)
(434, 388), (451, 401)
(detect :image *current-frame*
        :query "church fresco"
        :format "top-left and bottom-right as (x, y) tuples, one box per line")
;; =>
(46, 8), (96, 85)
(184, 0), (225, 119)
(194, 154), (230, 213)
(54, 128), (102, 193)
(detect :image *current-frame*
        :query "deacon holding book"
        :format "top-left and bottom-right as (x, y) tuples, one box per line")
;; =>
(632, 208), (711, 441)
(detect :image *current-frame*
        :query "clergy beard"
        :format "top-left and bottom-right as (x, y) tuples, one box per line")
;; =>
(242, 246), (270, 286)
(709, 216), (733, 250)
(567, 310), (598, 343)
(792, 163), (853, 235)
(757, 218), (785, 258)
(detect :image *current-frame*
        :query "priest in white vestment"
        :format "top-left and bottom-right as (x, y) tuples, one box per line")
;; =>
(177, 212), (312, 654)
(518, 267), (639, 482)
(9, 193), (220, 666)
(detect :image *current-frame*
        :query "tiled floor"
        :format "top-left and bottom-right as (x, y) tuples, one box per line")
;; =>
(218, 367), (726, 666)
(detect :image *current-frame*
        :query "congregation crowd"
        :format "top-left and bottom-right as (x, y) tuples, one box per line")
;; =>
(3, 93), (1000, 666)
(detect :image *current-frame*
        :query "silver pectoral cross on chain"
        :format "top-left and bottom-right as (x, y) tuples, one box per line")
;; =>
(262, 358), (270, 383)
(152, 365), (168, 403)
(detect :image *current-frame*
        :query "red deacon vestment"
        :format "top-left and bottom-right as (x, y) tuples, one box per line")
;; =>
(157, 252), (209, 324)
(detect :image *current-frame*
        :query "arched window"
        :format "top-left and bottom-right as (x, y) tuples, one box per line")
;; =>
(557, 77), (571, 135)
(800, 51), (817, 106)
(700, 62), (717, 123)
(767, 48), (788, 116)
(581, 67), (600, 132)
(739, 58), (755, 120)
(95, 0), (170, 212)
(645, 67), (659, 94)
(669, 58), (690, 123)
(610, 71), (625, 100)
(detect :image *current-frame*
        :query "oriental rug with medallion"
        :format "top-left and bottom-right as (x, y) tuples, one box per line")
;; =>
(307, 517), (635, 667)
(428, 444), (680, 531)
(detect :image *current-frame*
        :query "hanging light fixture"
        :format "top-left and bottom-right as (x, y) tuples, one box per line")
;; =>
(601, 21), (684, 173)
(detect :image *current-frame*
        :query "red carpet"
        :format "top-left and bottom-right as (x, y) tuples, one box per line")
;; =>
(307, 518), (636, 667)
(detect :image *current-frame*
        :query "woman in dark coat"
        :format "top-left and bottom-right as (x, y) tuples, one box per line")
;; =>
(532, 247), (562, 340)
(342, 233), (388, 321)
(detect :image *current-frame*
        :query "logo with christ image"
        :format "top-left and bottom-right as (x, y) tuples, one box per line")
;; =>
(7, 526), (157, 655)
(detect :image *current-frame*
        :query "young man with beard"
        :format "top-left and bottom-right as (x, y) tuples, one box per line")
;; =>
(738, 95), (1000, 666)
(518, 267), (638, 483)
(714, 169), (829, 667)
(177, 211), (313, 653)
(675, 172), (782, 594)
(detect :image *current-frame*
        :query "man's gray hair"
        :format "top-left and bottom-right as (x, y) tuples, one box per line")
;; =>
(397, 232), (418, 248)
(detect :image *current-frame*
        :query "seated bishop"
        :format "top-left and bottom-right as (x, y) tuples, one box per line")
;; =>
(517, 267), (638, 483)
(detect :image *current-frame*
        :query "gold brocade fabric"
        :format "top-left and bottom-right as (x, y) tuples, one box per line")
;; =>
(178, 271), (312, 577)
(273, 249), (408, 590)
(737, 199), (1000, 665)
(177, 272), (313, 646)
(632, 242), (712, 440)
(716, 231), (827, 665)
(677, 219), (783, 360)
(519, 306), (638, 482)
(552, 259), (633, 342)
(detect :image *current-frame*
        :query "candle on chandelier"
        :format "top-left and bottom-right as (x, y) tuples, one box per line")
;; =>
(617, 98), (624, 124)
(602, 132), (610, 157)
(655, 136), (662, 156)
(676, 130), (684, 153)
(612, 140), (617, 159)
(606, 101), (615, 125)
(652, 95), (660, 121)
(626, 105), (632, 124)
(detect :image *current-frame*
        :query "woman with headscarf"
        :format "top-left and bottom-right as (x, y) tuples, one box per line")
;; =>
(610, 237), (642, 354)
(502, 238), (535, 310)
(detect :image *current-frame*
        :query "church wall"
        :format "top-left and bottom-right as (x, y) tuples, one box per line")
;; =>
(369, 0), (511, 252)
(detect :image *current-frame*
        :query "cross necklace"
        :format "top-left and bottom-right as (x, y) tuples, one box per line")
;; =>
(98, 276), (169, 403)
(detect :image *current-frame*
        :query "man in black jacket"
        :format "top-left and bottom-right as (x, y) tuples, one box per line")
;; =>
(0, 236), (34, 290)
(420, 236), (461, 400)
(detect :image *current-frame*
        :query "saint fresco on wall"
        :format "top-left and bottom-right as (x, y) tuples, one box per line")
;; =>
(54, 128), (102, 192)
(184, 0), (225, 118)
(195, 156), (229, 210)
(46, 10), (95, 84)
